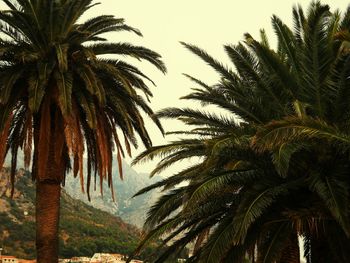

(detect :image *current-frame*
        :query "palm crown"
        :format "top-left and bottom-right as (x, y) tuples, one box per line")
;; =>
(130, 2), (350, 263)
(0, 0), (166, 261)
(0, 0), (166, 196)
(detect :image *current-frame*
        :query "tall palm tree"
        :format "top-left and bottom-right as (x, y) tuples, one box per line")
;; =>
(0, 0), (166, 262)
(130, 1), (350, 262)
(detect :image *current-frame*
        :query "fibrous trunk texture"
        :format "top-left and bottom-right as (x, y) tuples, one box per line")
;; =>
(278, 232), (300, 263)
(36, 181), (61, 263)
(35, 104), (66, 263)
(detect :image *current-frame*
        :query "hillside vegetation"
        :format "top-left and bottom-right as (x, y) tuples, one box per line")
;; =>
(0, 168), (157, 259)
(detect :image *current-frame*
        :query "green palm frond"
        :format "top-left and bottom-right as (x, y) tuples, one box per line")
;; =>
(253, 116), (350, 152)
(271, 143), (305, 177)
(183, 170), (261, 211)
(132, 139), (205, 165)
(181, 42), (237, 82)
(144, 187), (187, 230)
(201, 216), (236, 263)
(133, 165), (201, 197)
(182, 87), (263, 123)
(232, 181), (292, 244)
(244, 34), (298, 101)
(88, 43), (167, 73)
(309, 171), (350, 236)
(157, 107), (238, 129)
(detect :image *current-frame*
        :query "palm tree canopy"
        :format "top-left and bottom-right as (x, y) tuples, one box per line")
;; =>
(0, 0), (166, 198)
(129, 2), (350, 262)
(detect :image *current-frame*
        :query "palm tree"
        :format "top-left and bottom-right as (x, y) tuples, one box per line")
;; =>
(130, 1), (350, 262)
(130, 103), (308, 263)
(0, 0), (166, 262)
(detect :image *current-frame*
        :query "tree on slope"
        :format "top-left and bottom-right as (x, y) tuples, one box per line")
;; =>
(130, 2), (350, 262)
(0, 0), (166, 262)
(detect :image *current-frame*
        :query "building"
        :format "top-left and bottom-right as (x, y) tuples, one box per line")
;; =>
(69, 257), (90, 263)
(110, 254), (124, 261)
(91, 253), (120, 263)
(56, 253), (143, 263)
(1, 256), (19, 263)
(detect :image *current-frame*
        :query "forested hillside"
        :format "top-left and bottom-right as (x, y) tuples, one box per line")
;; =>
(0, 168), (157, 259)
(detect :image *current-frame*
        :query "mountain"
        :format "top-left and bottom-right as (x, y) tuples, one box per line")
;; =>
(4, 153), (162, 228)
(0, 168), (158, 259)
(64, 159), (162, 228)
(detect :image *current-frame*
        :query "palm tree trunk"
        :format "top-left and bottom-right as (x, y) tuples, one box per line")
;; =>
(36, 180), (61, 263)
(34, 106), (66, 263)
(278, 233), (300, 263)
